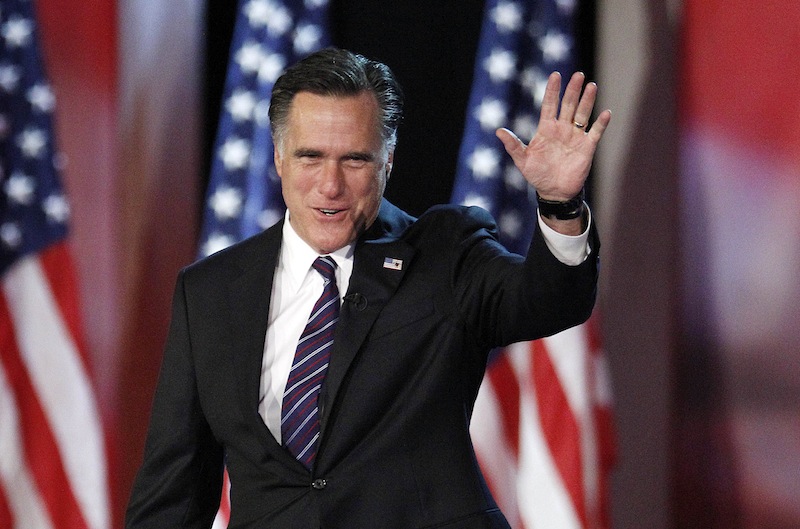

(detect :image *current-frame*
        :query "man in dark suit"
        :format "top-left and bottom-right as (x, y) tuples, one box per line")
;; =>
(126, 48), (610, 528)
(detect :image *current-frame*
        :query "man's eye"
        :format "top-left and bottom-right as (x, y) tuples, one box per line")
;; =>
(299, 155), (322, 164)
(344, 159), (368, 168)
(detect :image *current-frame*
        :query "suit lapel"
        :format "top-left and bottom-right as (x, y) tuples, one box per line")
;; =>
(319, 205), (415, 442)
(226, 223), (282, 441)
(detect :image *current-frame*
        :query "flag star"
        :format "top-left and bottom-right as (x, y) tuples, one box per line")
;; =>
(243, 0), (272, 28)
(474, 98), (507, 131)
(555, 0), (577, 14)
(258, 207), (282, 229)
(266, 5), (293, 37)
(254, 99), (271, 127)
(0, 64), (21, 93)
(235, 40), (264, 74)
(504, 166), (528, 191)
(208, 185), (244, 220)
(539, 31), (571, 63)
(468, 145), (501, 180)
(0, 222), (23, 249)
(2, 16), (33, 49)
(202, 232), (236, 257)
(17, 128), (47, 158)
(294, 23), (322, 54)
(43, 194), (70, 223)
(5, 172), (36, 205)
(511, 114), (537, 142)
(258, 52), (286, 84)
(219, 137), (251, 171)
(520, 66), (548, 104)
(226, 89), (258, 122)
(27, 84), (55, 113)
(499, 210), (523, 239)
(484, 48), (516, 83)
(461, 193), (493, 212)
(492, 2), (523, 33)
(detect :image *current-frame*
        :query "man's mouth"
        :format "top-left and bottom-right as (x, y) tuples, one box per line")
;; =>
(318, 208), (342, 216)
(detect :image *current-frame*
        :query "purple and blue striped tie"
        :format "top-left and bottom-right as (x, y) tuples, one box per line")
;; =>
(281, 256), (339, 469)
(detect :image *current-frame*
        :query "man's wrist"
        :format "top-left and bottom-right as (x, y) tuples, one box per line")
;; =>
(536, 188), (586, 220)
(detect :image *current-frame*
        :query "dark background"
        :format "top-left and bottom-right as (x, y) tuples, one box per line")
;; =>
(203, 0), (596, 217)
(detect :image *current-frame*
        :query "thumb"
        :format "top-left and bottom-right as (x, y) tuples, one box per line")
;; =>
(495, 127), (526, 165)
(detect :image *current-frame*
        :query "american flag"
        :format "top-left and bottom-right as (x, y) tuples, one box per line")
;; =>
(0, 1), (110, 528)
(451, 1), (614, 528)
(198, 0), (331, 259)
(200, 1), (331, 526)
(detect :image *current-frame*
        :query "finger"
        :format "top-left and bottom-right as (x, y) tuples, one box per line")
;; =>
(539, 72), (562, 122)
(573, 81), (598, 130)
(587, 109), (612, 141)
(558, 71), (585, 124)
(495, 127), (526, 165)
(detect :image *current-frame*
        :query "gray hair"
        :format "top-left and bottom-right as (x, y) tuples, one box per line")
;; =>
(269, 48), (404, 153)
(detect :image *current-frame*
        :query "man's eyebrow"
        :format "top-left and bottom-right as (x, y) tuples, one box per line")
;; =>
(291, 148), (376, 162)
(293, 148), (323, 158)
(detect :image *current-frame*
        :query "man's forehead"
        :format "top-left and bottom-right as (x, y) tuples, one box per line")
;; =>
(283, 91), (384, 146)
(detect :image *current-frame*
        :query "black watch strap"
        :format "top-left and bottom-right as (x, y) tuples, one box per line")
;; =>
(536, 188), (586, 220)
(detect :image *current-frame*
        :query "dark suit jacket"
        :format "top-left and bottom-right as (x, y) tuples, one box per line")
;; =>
(125, 200), (600, 529)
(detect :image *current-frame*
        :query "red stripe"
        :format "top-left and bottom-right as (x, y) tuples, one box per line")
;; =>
(593, 405), (615, 529)
(218, 470), (231, 523)
(38, 243), (94, 374)
(0, 482), (13, 529)
(486, 351), (521, 458)
(479, 350), (526, 529)
(531, 339), (587, 527)
(0, 292), (89, 529)
(588, 316), (616, 529)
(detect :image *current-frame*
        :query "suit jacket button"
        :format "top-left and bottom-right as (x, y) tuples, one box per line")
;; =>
(312, 478), (327, 490)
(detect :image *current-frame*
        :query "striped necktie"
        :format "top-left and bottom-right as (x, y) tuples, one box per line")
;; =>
(281, 256), (339, 469)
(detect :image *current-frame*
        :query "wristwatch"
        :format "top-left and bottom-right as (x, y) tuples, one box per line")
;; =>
(536, 188), (586, 220)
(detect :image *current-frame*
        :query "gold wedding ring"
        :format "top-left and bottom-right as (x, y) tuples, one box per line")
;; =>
(573, 121), (586, 129)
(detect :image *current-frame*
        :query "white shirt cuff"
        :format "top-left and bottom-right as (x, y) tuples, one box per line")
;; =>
(536, 204), (592, 266)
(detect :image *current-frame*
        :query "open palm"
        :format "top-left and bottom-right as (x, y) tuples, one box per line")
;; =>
(496, 71), (611, 202)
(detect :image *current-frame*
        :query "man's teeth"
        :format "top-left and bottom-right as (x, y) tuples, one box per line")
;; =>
(320, 209), (339, 216)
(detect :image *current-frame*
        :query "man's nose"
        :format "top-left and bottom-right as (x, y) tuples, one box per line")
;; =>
(318, 162), (345, 197)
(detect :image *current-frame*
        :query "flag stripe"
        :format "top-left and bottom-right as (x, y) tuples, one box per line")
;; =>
(509, 342), (582, 529)
(0, 360), (55, 529)
(470, 361), (525, 529)
(211, 468), (232, 529)
(0, 483), (11, 529)
(3, 250), (109, 529)
(0, 288), (87, 528)
(533, 339), (587, 526)
(38, 241), (93, 371)
(487, 351), (522, 459)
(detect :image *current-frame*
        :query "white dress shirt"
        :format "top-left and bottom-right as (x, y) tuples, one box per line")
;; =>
(258, 208), (592, 443)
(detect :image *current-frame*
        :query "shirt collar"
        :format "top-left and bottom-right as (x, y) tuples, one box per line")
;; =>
(280, 211), (355, 294)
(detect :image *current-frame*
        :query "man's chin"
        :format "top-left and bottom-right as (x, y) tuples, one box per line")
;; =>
(310, 232), (355, 255)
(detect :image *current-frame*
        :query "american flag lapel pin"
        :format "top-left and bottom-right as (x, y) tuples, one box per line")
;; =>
(383, 257), (403, 271)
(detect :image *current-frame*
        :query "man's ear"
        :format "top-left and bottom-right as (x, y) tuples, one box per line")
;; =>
(385, 149), (395, 180)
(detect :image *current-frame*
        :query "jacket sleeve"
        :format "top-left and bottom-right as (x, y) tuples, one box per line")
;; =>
(125, 270), (224, 528)
(450, 205), (600, 348)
